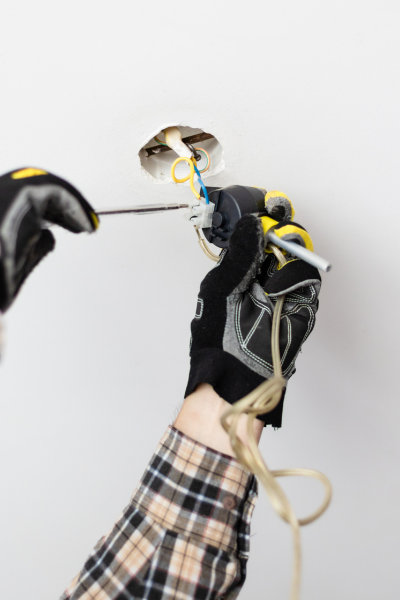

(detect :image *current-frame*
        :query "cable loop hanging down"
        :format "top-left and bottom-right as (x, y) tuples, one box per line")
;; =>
(221, 245), (332, 600)
(194, 227), (220, 262)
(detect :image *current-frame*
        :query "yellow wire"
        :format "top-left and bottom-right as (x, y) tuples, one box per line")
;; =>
(171, 156), (200, 199)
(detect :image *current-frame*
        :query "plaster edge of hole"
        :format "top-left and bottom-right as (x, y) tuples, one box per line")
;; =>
(138, 124), (225, 185)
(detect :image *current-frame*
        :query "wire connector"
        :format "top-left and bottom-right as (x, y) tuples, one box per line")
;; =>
(184, 199), (215, 228)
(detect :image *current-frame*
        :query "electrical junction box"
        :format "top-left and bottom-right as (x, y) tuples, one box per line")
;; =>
(139, 125), (224, 183)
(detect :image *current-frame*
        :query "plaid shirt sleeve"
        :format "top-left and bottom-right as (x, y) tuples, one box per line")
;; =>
(60, 425), (258, 600)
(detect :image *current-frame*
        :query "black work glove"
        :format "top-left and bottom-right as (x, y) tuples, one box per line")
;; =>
(185, 214), (321, 428)
(0, 167), (98, 312)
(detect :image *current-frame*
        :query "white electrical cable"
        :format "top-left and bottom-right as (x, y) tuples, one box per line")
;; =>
(163, 127), (193, 159)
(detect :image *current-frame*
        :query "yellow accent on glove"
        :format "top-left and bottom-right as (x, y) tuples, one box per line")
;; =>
(11, 168), (48, 179)
(264, 190), (295, 221)
(260, 216), (314, 253)
(260, 215), (279, 235)
(91, 212), (100, 230)
(260, 216), (279, 254)
(274, 223), (314, 252)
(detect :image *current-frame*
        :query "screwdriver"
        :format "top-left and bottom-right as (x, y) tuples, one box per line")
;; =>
(96, 205), (331, 272)
(97, 203), (189, 216)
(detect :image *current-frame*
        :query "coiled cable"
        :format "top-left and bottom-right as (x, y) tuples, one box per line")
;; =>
(171, 156), (210, 204)
(220, 244), (332, 600)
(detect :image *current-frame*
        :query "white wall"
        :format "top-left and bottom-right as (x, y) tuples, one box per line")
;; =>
(0, 1), (399, 598)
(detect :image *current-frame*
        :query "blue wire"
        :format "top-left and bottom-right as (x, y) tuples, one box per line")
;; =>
(193, 163), (209, 204)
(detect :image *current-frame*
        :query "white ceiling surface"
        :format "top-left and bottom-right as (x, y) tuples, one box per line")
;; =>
(0, 1), (399, 599)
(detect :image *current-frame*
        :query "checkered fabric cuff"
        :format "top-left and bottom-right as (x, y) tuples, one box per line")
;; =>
(60, 425), (258, 600)
(131, 425), (257, 555)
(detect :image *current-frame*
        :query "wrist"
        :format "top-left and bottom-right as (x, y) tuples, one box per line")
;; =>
(174, 383), (263, 458)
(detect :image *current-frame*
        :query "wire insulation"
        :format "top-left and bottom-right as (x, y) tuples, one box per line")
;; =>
(171, 156), (200, 199)
(154, 134), (168, 146)
(193, 163), (209, 204)
(170, 156), (210, 204)
(194, 227), (220, 262)
(194, 147), (210, 173)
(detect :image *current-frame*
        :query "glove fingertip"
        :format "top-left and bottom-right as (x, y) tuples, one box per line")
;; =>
(90, 211), (100, 231)
(228, 214), (265, 265)
(0, 230), (56, 313)
(38, 228), (56, 254)
(199, 215), (265, 297)
(207, 214), (265, 295)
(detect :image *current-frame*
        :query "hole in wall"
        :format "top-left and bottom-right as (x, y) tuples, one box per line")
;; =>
(139, 125), (224, 184)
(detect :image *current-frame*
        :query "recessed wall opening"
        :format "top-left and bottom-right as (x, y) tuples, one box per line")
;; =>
(139, 125), (224, 183)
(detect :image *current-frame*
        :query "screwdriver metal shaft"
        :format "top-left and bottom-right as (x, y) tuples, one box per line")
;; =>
(97, 203), (189, 216)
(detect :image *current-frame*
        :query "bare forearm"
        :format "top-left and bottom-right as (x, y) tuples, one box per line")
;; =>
(174, 383), (264, 457)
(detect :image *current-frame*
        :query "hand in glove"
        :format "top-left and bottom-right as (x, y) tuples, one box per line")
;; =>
(0, 167), (98, 312)
(185, 214), (321, 428)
